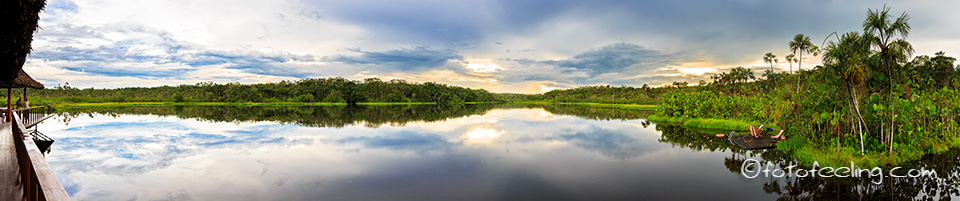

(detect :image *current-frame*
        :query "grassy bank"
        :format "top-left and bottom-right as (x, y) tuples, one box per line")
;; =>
(645, 114), (777, 132)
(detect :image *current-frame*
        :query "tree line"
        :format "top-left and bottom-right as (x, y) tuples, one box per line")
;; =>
(23, 77), (498, 105)
(499, 84), (691, 104)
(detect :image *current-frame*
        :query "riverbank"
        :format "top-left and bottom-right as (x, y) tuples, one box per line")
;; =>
(508, 101), (657, 110)
(645, 114), (775, 132)
(645, 113), (958, 167)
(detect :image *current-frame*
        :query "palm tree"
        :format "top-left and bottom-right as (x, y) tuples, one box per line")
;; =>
(763, 52), (777, 72)
(863, 5), (914, 152)
(820, 32), (873, 154)
(785, 54), (796, 72)
(790, 34), (813, 90)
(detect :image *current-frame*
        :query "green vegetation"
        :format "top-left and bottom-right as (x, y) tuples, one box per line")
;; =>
(22, 77), (497, 106)
(646, 115), (769, 132)
(501, 102), (656, 120)
(509, 101), (656, 110)
(651, 6), (960, 167)
(499, 84), (682, 104)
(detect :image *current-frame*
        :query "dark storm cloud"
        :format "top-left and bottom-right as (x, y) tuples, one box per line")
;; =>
(548, 43), (686, 75)
(305, 0), (958, 63)
(327, 46), (463, 72)
(498, 42), (703, 85)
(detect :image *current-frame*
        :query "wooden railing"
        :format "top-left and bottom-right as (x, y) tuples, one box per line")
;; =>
(9, 114), (70, 201)
(12, 105), (53, 128)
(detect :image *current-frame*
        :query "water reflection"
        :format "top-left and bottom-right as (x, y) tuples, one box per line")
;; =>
(56, 104), (500, 128)
(463, 128), (502, 145)
(338, 131), (456, 155)
(55, 104), (655, 128)
(38, 105), (959, 200)
(649, 124), (960, 200)
(556, 128), (661, 160)
(718, 149), (960, 200)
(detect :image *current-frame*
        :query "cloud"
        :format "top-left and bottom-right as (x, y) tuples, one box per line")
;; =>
(549, 42), (693, 75)
(494, 42), (706, 88)
(327, 46), (463, 72)
(301, 0), (503, 48)
(27, 23), (320, 86)
(23, 0), (960, 93)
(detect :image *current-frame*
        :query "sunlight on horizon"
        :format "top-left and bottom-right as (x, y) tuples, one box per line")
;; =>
(463, 59), (504, 73)
(677, 67), (718, 75)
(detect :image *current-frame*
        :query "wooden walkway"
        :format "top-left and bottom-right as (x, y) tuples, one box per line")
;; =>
(2, 122), (23, 200)
(1, 105), (69, 201)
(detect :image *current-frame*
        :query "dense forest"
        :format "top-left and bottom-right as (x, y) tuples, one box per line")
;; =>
(497, 82), (689, 105)
(654, 7), (960, 166)
(22, 77), (498, 105)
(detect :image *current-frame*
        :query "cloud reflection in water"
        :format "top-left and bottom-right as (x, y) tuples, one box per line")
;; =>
(39, 107), (772, 200)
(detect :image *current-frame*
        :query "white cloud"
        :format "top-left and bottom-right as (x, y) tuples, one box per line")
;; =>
(24, 0), (960, 93)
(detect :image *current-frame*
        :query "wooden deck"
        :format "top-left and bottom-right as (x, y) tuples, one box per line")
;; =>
(2, 122), (23, 200)
(1, 105), (69, 201)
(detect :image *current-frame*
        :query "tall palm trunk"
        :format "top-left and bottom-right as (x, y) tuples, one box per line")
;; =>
(851, 86), (868, 155)
(797, 51), (802, 91)
(886, 55), (895, 153)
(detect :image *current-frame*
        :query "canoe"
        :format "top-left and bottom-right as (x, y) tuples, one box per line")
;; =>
(726, 131), (779, 150)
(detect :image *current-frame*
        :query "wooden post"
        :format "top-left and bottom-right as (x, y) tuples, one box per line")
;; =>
(22, 88), (27, 108)
(6, 88), (11, 122)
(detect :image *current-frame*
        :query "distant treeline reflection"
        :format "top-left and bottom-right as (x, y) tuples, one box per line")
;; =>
(55, 104), (656, 128)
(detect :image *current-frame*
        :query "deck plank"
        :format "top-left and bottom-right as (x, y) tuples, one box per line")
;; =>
(1, 123), (23, 201)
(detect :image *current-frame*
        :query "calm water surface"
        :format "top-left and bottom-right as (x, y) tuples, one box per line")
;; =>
(36, 105), (960, 200)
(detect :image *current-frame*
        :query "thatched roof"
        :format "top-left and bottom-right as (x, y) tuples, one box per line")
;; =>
(1, 0), (47, 81)
(0, 69), (43, 89)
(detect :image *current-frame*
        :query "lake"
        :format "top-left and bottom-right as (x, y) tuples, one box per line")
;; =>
(35, 105), (960, 200)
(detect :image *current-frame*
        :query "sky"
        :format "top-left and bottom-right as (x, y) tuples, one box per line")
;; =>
(24, 0), (960, 93)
